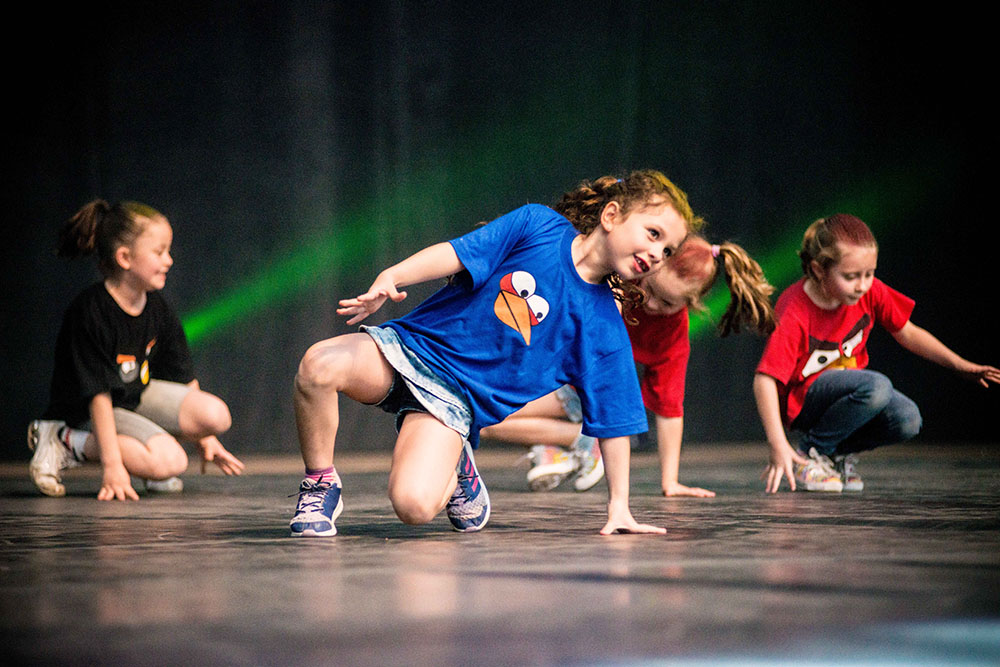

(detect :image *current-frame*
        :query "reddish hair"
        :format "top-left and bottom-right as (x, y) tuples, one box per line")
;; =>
(799, 213), (878, 281)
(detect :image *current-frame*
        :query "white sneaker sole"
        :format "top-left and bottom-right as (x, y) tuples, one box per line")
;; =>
(28, 420), (68, 497)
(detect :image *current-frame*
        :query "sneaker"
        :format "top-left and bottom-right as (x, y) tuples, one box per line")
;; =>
(28, 419), (79, 497)
(571, 435), (604, 492)
(144, 477), (184, 493)
(525, 444), (578, 491)
(794, 447), (843, 492)
(447, 440), (490, 532)
(834, 454), (864, 492)
(289, 477), (344, 537)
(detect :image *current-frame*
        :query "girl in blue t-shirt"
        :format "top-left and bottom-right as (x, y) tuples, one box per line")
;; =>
(29, 200), (244, 501)
(289, 170), (699, 537)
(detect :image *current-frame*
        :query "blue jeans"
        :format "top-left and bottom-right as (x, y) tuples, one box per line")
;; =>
(791, 369), (922, 457)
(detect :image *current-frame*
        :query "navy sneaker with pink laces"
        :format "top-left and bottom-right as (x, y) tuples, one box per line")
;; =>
(446, 440), (490, 532)
(289, 476), (344, 537)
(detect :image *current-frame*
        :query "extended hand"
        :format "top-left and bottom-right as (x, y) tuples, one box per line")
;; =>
(663, 481), (716, 498)
(960, 363), (1000, 388)
(98, 463), (139, 501)
(600, 502), (666, 535)
(761, 446), (806, 493)
(337, 275), (408, 325)
(199, 436), (246, 476)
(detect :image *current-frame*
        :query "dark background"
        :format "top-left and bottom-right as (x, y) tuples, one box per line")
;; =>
(4, 1), (995, 461)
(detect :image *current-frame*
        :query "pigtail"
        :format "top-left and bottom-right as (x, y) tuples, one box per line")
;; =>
(57, 199), (109, 259)
(714, 242), (776, 337)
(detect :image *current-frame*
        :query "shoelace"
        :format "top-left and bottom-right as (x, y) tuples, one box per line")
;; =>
(815, 454), (839, 478)
(290, 480), (332, 513)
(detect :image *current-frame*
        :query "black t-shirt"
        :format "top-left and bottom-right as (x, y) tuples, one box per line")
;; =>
(43, 283), (195, 427)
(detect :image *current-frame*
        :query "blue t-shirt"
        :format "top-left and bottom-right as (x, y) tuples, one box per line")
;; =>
(384, 204), (647, 445)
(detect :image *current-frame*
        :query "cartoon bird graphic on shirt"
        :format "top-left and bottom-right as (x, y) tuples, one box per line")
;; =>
(801, 314), (870, 378)
(494, 271), (549, 345)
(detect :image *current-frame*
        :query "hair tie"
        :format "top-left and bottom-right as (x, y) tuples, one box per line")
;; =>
(616, 178), (624, 184)
(710, 244), (721, 258)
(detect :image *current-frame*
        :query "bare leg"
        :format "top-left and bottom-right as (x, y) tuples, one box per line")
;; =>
(480, 392), (580, 447)
(177, 389), (232, 440)
(293, 333), (394, 470)
(388, 412), (464, 524)
(83, 433), (189, 480)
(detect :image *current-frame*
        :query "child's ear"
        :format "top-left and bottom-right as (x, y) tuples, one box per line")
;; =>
(599, 200), (621, 232)
(809, 259), (824, 281)
(115, 245), (131, 272)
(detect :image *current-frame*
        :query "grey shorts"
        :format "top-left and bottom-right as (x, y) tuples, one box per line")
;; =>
(361, 325), (472, 439)
(86, 380), (192, 445)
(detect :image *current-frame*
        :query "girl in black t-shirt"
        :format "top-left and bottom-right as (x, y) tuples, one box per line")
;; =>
(29, 200), (244, 500)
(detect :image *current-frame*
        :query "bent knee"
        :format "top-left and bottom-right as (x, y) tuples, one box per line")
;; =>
(898, 405), (923, 441)
(388, 486), (442, 525)
(146, 437), (189, 478)
(296, 343), (352, 394)
(862, 374), (895, 409)
(196, 393), (232, 434)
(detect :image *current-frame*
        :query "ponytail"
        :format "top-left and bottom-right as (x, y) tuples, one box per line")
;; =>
(56, 199), (163, 277)
(713, 241), (776, 337)
(57, 199), (109, 260)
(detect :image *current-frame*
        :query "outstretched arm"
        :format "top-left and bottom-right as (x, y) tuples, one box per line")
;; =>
(599, 435), (666, 535)
(656, 415), (714, 497)
(891, 321), (1000, 388)
(753, 373), (806, 493)
(337, 242), (465, 325)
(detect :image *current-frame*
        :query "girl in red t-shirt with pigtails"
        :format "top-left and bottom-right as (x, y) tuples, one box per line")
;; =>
(755, 214), (1000, 494)
(482, 234), (777, 497)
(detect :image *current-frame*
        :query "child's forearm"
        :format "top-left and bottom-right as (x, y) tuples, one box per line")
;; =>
(89, 393), (123, 469)
(599, 436), (632, 506)
(753, 373), (791, 452)
(655, 415), (684, 485)
(892, 321), (971, 371)
(380, 242), (464, 290)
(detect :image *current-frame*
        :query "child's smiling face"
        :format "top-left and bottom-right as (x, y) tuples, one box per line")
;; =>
(604, 198), (687, 281)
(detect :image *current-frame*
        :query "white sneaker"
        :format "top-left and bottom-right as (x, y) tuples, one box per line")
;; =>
(571, 435), (604, 492)
(794, 447), (843, 492)
(835, 454), (864, 492)
(525, 444), (578, 491)
(144, 477), (184, 493)
(28, 420), (79, 497)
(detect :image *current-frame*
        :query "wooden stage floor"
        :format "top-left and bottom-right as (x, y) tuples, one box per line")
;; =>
(3, 442), (999, 665)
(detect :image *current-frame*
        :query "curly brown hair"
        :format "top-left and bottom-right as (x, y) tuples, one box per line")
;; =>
(554, 169), (703, 313)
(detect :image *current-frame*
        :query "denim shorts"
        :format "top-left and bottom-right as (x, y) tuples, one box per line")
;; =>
(555, 385), (583, 424)
(361, 325), (472, 439)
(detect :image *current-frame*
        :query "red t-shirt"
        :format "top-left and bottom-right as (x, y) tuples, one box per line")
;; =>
(756, 277), (914, 424)
(625, 306), (690, 418)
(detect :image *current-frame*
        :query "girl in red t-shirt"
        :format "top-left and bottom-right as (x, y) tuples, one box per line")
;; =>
(755, 214), (1000, 494)
(482, 235), (776, 497)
